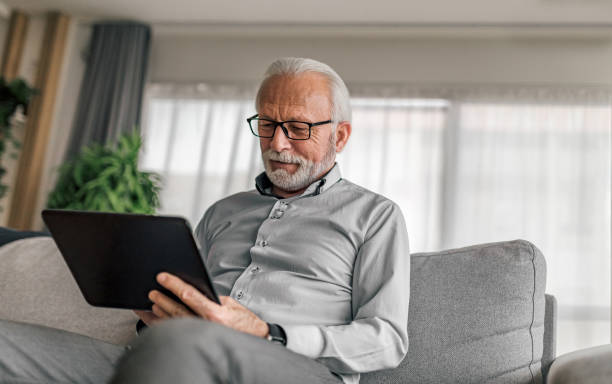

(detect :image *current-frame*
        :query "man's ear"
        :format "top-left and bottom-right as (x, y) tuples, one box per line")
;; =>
(334, 121), (352, 153)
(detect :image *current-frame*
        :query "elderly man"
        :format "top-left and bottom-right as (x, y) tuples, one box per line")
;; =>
(0, 58), (409, 384)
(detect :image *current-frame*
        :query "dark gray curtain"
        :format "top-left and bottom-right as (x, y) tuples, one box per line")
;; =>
(66, 21), (151, 158)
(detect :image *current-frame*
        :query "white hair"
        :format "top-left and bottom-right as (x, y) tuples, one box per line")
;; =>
(255, 57), (352, 124)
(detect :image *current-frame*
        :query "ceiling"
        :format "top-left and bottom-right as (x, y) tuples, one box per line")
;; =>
(3, 0), (612, 25)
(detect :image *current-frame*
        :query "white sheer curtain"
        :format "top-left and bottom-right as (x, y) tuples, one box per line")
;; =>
(140, 84), (260, 226)
(339, 98), (448, 252)
(444, 97), (611, 354)
(140, 82), (611, 355)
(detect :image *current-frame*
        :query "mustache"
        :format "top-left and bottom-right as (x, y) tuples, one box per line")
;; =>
(263, 150), (310, 166)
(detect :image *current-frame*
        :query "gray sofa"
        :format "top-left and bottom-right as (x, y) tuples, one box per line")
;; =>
(0, 228), (610, 383)
(364, 239), (551, 383)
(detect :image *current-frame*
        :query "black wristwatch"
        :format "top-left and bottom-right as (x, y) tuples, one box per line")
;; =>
(136, 319), (148, 335)
(266, 323), (287, 346)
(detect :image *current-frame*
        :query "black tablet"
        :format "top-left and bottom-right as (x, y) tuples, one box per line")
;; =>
(41, 209), (220, 310)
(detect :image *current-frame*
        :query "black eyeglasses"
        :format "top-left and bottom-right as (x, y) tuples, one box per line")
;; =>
(247, 114), (333, 141)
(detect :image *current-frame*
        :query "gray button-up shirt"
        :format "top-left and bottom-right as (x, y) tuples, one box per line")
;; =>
(194, 163), (410, 384)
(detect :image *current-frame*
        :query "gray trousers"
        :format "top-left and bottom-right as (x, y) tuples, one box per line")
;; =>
(0, 319), (343, 384)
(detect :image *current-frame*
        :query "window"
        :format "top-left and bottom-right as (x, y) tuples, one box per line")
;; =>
(449, 102), (611, 352)
(141, 83), (611, 355)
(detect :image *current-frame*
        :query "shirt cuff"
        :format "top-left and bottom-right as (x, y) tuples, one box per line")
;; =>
(282, 324), (325, 359)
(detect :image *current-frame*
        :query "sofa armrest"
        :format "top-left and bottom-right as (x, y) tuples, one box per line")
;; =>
(547, 344), (612, 384)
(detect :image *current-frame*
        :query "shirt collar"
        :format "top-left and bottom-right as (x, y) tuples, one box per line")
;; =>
(255, 163), (342, 198)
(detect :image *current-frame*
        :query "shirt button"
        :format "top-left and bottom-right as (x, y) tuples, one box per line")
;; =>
(236, 291), (244, 300)
(251, 266), (261, 273)
(261, 240), (268, 247)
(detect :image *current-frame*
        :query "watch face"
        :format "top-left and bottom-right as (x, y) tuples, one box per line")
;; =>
(268, 335), (284, 344)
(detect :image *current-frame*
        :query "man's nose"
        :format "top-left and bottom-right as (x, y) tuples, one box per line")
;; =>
(269, 125), (292, 152)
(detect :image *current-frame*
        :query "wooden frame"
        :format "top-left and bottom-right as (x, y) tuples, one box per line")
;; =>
(7, 12), (70, 230)
(1, 11), (29, 80)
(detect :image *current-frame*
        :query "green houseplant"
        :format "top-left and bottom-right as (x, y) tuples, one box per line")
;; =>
(47, 131), (162, 214)
(0, 77), (36, 202)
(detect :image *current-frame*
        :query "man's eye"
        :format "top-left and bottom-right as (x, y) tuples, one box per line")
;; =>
(260, 122), (275, 128)
(287, 124), (307, 131)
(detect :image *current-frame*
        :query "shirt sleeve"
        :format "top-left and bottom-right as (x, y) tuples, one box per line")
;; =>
(282, 202), (410, 374)
(194, 206), (213, 263)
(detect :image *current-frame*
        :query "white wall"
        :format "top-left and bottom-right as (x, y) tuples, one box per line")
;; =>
(150, 33), (612, 86)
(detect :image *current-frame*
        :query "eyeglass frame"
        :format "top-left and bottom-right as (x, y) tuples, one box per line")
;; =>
(247, 114), (333, 141)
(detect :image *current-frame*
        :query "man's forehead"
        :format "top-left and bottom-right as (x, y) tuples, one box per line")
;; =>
(258, 102), (311, 120)
(258, 74), (331, 115)
(258, 99), (329, 120)
(259, 101), (312, 111)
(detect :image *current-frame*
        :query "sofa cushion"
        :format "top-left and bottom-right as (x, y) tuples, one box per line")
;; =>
(361, 239), (546, 384)
(0, 237), (138, 345)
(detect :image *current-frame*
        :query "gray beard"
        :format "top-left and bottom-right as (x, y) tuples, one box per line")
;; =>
(262, 135), (336, 192)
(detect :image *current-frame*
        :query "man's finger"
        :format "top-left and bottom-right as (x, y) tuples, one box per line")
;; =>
(151, 304), (171, 319)
(156, 272), (220, 316)
(156, 272), (193, 299)
(178, 286), (221, 318)
(149, 289), (192, 317)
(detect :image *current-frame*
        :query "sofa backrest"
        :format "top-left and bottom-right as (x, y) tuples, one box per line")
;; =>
(542, 294), (557, 379)
(362, 239), (548, 384)
(0, 236), (139, 345)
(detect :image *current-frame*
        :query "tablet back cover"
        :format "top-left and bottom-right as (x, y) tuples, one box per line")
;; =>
(42, 209), (219, 310)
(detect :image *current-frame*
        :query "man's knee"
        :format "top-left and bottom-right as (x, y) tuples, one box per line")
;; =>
(132, 318), (229, 357)
(112, 319), (234, 384)
(129, 318), (266, 369)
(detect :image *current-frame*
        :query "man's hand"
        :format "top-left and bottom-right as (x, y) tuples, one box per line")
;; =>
(133, 272), (270, 339)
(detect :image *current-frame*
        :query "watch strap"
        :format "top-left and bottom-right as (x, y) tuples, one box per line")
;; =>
(136, 319), (148, 335)
(266, 322), (287, 346)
